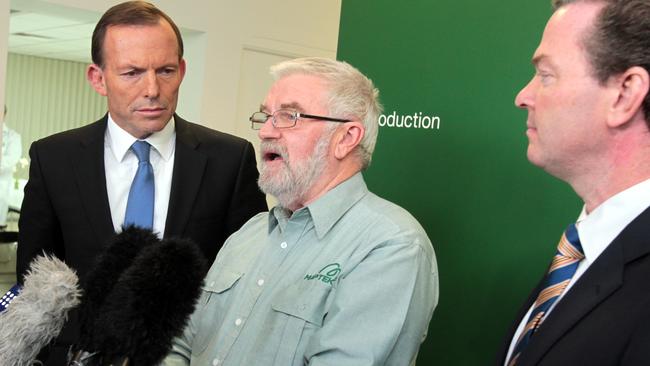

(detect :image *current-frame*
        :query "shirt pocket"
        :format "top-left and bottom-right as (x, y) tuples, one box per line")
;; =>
(194, 268), (243, 354)
(270, 281), (333, 365)
(271, 281), (332, 325)
(202, 268), (242, 298)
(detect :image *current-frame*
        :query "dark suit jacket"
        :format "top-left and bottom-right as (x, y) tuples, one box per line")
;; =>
(495, 206), (650, 366)
(16, 114), (267, 364)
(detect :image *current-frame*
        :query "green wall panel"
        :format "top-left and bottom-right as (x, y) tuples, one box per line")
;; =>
(338, 1), (582, 364)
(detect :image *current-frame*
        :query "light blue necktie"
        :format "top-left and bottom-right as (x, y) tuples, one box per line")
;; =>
(123, 140), (154, 229)
(507, 224), (584, 366)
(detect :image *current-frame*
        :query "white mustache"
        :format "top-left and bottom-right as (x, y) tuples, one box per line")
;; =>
(260, 140), (288, 161)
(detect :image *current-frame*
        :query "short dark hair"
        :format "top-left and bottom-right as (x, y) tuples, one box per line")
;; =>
(91, 1), (184, 67)
(553, 0), (650, 123)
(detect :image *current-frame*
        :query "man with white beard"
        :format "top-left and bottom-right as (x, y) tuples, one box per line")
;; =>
(165, 57), (438, 366)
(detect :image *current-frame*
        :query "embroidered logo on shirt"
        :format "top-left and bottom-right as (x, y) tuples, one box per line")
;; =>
(304, 263), (341, 285)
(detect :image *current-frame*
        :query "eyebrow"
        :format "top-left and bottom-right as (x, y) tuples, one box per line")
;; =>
(532, 54), (545, 67)
(280, 102), (304, 112)
(531, 54), (557, 70)
(118, 61), (178, 70)
(259, 102), (306, 113)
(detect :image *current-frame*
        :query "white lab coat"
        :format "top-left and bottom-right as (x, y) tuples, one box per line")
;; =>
(0, 124), (21, 226)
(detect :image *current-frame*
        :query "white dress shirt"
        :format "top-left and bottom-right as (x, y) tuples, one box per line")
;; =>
(104, 114), (176, 238)
(505, 178), (650, 365)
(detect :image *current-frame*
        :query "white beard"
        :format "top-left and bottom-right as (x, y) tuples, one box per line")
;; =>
(258, 127), (335, 210)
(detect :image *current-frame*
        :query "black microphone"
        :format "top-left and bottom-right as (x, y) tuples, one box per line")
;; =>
(0, 254), (81, 366)
(77, 225), (160, 349)
(71, 228), (206, 366)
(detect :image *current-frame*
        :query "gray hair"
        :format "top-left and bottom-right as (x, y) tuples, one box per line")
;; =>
(270, 57), (383, 169)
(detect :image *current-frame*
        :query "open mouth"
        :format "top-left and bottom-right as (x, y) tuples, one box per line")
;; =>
(263, 152), (283, 162)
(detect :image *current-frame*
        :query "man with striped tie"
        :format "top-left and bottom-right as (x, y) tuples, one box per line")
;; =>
(496, 0), (650, 365)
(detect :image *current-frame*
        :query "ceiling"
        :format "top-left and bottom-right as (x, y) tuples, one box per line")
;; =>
(8, 8), (98, 63)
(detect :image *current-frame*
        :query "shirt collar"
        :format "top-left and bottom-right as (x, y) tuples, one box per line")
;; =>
(105, 113), (176, 162)
(576, 178), (650, 264)
(268, 206), (292, 233)
(267, 172), (368, 239)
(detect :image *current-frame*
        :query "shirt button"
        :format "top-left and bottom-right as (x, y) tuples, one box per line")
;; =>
(212, 358), (220, 366)
(257, 279), (265, 286)
(235, 318), (243, 326)
(280, 241), (288, 249)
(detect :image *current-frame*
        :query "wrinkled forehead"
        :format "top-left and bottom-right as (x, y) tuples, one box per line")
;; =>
(263, 74), (329, 113)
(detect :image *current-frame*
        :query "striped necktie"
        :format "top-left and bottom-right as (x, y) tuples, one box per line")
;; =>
(507, 223), (584, 366)
(123, 140), (154, 229)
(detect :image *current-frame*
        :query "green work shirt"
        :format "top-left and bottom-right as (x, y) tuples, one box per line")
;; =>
(164, 173), (439, 366)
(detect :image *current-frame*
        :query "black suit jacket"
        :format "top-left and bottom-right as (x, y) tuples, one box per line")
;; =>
(495, 206), (650, 366)
(16, 114), (267, 363)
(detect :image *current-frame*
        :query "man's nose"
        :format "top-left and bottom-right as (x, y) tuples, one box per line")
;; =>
(258, 117), (280, 140)
(515, 78), (535, 109)
(143, 71), (160, 99)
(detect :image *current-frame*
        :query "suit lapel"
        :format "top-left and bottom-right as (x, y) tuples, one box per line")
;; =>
(164, 116), (207, 238)
(497, 277), (546, 365)
(518, 206), (650, 365)
(517, 243), (623, 365)
(71, 117), (115, 243)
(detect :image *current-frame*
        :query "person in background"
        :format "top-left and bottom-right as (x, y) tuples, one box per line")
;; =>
(497, 0), (650, 365)
(16, 1), (267, 363)
(164, 57), (438, 366)
(0, 106), (21, 229)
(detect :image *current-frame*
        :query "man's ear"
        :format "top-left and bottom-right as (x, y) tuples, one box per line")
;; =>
(607, 66), (650, 128)
(333, 121), (365, 160)
(87, 64), (107, 96)
(179, 58), (186, 81)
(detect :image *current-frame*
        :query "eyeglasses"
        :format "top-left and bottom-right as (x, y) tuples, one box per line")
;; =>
(250, 109), (351, 130)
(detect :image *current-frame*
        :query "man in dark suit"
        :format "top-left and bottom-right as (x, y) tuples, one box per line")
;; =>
(16, 1), (267, 363)
(496, 0), (650, 365)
